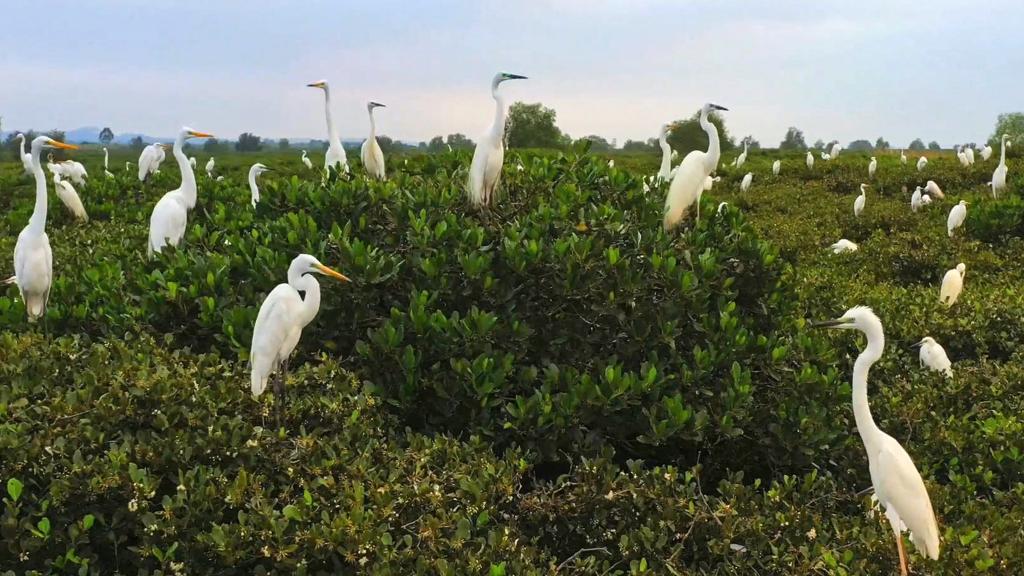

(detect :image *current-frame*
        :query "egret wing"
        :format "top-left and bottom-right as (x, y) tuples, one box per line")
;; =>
(875, 439), (940, 559)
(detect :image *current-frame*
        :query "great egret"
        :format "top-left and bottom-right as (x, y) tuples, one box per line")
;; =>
(189, 156), (197, 169)
(735, 141), (748, 168)
(923, 180), (944, 199)
(301, 149), (313, 170)
(216, 176), (225, 182)
(940, 263), (966, 306)
(830, 239), (858, 253)
(868, 157), (877, 178)
(772, 159), (781, 176)
(103, 147), (114, 178)
(965, 145), (975, 165)
(361, 101), (387, 180)
(829, 142), (841, 159)
(991, 134), (1009, 197)
(63, 161), (88, 186)
(913, 337), (952, 377)
(956, 146), (968, 167)
(812, 307), (940, 575)
(250, 254), (350, 401)
(147, 127), (213, 255)
(820, 151), (831, 161)
(917, 156), (927, 172)
(900, 149), (907, 165)
(806, 150), (815, 169)
(307, 79), (349, 174)
(52, 174), (88, 221)
(206, 156), (216, 178)
(248, 163), (271, 208)
(911, 187), (925, 212)
(854, 184), (867, 217)
(740, 172), (753, 192)
(468, 72), (527, 207)
(946, 201), (967, 238)
(703, 175), (721, 191)
(980, 143), (993, 161)
(16, 133), (33, 175)
(921, 194), (932, 206)
(663, 103), (728, 230)
(657, 124), (673, 182)
(138, 143), (165, 181)
(13, 136), (78, 323)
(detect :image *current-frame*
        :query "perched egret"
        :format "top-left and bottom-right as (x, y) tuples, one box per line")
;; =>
(806, 150), (815, 169)
(703, 175), (721, 191)
(216, 175), (225, 182)
(854, 184), (867, 217)
(468, 72), (527, 207)
(829, 142), (841, 159)
(138, 143), (165, 181)
(61, 161), (88, 186)
(657, 124), (673, 182)
(307, 79), (349, 174)
(991, 134), (1009, 197)
(830, 239), (859, 254)
(812, 307), (940, 575)
(900, 149), (907, 165)
(956, 146), (968, 167)
(820, 151), (831, 161)
(923, 180), (944, 199)
(361, 101), (387, 180)
(103, 147), (114, 178)
(921, 194), (932, 206)
(735, 141), (748, 168)
(250, 254), (350, 401)
(980, 143), (993, 161)
(740, 172), (753, 192)
(663, 103), (728, 229)
(16, 133), (33, 175)
(917, 156), (928, 171)
(147, 127), (213, 255)
(52, 174), (88, 221)
(772, 159), (781, 176)
(301, 149), (313, 170)
(913, 337), (952, 377)
(189, 156), (197, 169)
(868, 156), (877, 178)
(940, 263), (966, 306)
(965, 145), (975, 165)
(911, 186), (925, 212)
(206, 156), (216, 178)
(946, 200), (967, 238)
(13, 136), (78, 323)
(248, 163), (271, 208)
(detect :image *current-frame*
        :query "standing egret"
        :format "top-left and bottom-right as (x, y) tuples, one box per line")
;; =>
(772, 159), (781, 176)
(980, 143), (993, 161)
(854, 184), (867, 217)
(61, 161), (88, 186)
(307, 79), (349, 174)
(138, 143), (165, 181)
(735, 141), (748, 168)
(921, 194), (932, 206)
(806, 150), (815, 169)
(189, 156), (197, 169)
(940, 263), (966, 306)
(206, 156), (216, 178)
(361, 101), (387, 180)
(52, 174), (88, 221)
(703, 175), (721, 191)
(965, 145), (975, 165)
(16, 134), (33, 175)
(946, 201), (967, 238)
(923, 180), (944, 199)
(812, 307), (940, 575)
(248, 163), (271, 208)
(830, 239), (858, 254)
(13, 136), (78, 323)
(147, 127), (213, 255)
(250, 254), (350, 402)
(301, 149), (313, 170)
(740, 172), (753, 192)
(468, 72), (528, 207)
(663, 103), (729, 229)
(991, 134), (1009, 197)
(103, 147), (114, 178)
(900, 149), (907, 165)
(913, 337), (952, 377)
(657, 124), (673, 183)
(868, 156), (877, 178)
(917, 156), (928, 172)
(911, 186), (925, 212)
(956, 146), (968, 167)
(829, 142), (842, 159)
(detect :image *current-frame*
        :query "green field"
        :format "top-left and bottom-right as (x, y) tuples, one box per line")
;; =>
(2, 145), (1023, 574)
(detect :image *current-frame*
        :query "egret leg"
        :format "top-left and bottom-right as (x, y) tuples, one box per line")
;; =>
(272, 370), (284, 424)
(896, 532), (908, 576)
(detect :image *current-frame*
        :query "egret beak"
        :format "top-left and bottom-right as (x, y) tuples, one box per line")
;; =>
(370, 101), (386, 108)
(307, 81), (326, 88)
(315, 263), (351, 283)
(505, 73), (528, 80)
(51, 141), (79, 150)
(810, 316), (852, 329)
(710, 104), (729, 111)
(911, 340), (925, 348)
(188, 130), (213, 139)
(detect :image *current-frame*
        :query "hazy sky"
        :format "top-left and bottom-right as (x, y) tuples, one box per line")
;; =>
(4, 1), (1022, 146)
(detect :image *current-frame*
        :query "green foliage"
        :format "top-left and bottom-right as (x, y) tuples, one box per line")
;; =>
(990, 112), (1024, 147)
(506, 102), (567, 149)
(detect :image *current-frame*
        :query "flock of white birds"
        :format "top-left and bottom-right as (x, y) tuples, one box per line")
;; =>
(3, 70), (1017, 575)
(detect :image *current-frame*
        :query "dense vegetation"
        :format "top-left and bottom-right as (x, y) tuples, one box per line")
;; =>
(2, 144), (1023, 573)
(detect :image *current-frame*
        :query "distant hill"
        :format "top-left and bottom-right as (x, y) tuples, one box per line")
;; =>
(2, 127), (419, 147)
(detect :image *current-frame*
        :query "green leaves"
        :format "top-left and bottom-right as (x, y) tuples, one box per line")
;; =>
(6, 478), (23, 502)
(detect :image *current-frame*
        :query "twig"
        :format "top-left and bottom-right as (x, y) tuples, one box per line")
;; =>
(694, 453), (723, 527)
(556, 547), (610, 572)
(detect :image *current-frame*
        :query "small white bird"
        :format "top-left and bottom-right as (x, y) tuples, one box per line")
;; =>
(189, 156), (197, 169)
(957, 146), (969, 167)
(740, 172), (753, 192)
(829, 142), (841, 159)
(854, 184), (867, 217)
(914, 337), (953, 377)
(923, 180), (944, 199)
(921, 194), (932, 206)
(607, 159), (615, 168)
(917, 156), (928, 172)
(735, 141), (748, 168)
(703, 175), (721, 191)
(16, 133), (34, 175)
(361, 101), (387, 180)
(830, 239), (859, 254)
(657, 124), (673, 183)
(991, 134), (1010, 197)
(216, 175), (225, 182)
(900, 149), (907, 165)
(806, 150), (815, 169)
(103, 146), (110, 170)
(52, 174), (88, 221)
(138, 143), (165, 182)
(61, 160), (88, 186)
(980, 143), (993, 161)
(206, 156), (216, 178)
(301, 149), (313, 170)
(868, 156), (877, 178)
(965, 145), (975, 165)
(940, 263), (966, 306)
(248, 163), (272, 208)
(947, 200), (968, 237)
(910, 187), (925, 212)
(772, 159), (781, 176)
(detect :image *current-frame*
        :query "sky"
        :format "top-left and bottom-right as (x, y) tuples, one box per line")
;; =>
(3, 0), (1023, 147)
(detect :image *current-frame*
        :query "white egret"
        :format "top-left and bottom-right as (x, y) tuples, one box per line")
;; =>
(991, 134), (1009, 197)
(137, 143), (164, 181)
(361, 101), (387, 180)
(820, 152), (831, 161)
(812, 307), (940, 575)
(829, 142), (842, 159)
(980, 143), (993, 161)
(830, 239), (859, 254)
(854, 184), (867, 217)
(772, 159), (781, 176)
(301, 149), (313, 170)
(946, 200), (967, 238)
(663, 103), (728, 230)
(189, 156), (197, 169)
(913, 337), (952, 377)
(147, 127), (213, 255)
(16, 133), (33, 175)
(921, 194), (932, 206)
(900, 149), (907, 165)
(956, 146), (968, 167)
(52, 174), (88, 222)
(248, 163), (271, 208)
(717, 201), (729, 215)
(917, 156), (928, 171)
(62, 161), (88, 186)
(806, 150), (815, 169)
(216, 176), (225, 182)
(735, 141), (748, 169)
(657, 124), (673, 183)
(103, 147), (114, 178)
(923, 180), (944, 199)
(911, 187), (925, 212)
(703, 175), (721, 191)
(13, 136), (78, 323)
(608, 159), (615, 168)
(468, 72), (528, 207)
(740, 172), (753, 192)
(250, 254), (350, 401)
(868, 156), (877, 178)
(940, 263), (965, 306)
(307, 79), (349, 174)
(205, 156), (216, 178)
(965, 145), (975, 165)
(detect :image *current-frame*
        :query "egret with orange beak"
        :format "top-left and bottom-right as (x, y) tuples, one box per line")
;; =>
(147, 127), (213, 255)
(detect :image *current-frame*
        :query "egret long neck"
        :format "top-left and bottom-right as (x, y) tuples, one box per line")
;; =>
(28, 145), (48, 234)
(288, 272), (322, 328)
(489, 86), (507, 141)
(323, 87), (339, 143)
(19, 137), (26, 159)
(659, 130), (671, 174)
(852, 327), (884, 454)
(104, 148), (109, 169)
(248, 170), (259, 207)
(701, 109), (721, 174)
(1000, 136), (1008, 166)
(368, 108), (377, 140)
(173, 134), (198, 207)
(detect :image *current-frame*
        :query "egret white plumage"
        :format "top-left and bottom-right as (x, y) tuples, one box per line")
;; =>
(830, 239), (858, 254)
(663, 103), (728, 230)
(940, 263), (965, 306)
(921, 194), (932, 206)
(913, 337), (952, 377)
(250, 254), (350, 400)
(829, 142), (841, 159)
(923, 180), (944, 199)
(138, 143), (165, 181)
(917, 156), (927, 171)
(206, 156), (215, 178)
(820, 151), (831, 161)
(910, 187), (925, 212)
(307, 79), (349, 174)
(991, 134), (1009, 197)
(301, 149), (313, 170)
(946, 200), (967, 238)
(147, 127), (213, 255)
(812, 307), (940, 575)
(468, 72), (527, 207)
(854, 184), (867, 217)
(740, 172), (753, 192)
(103, 147), (114, 178)
(52, 173), (88, 221)
(868, 156), (877, 178)
(900, 149), (907, 165)
(980, 143), (993, 161)
(734, 141), (748, 168)
(657, 124), (673, 182)
(248, 163), (271, 208)
(956, 146), (968, 167)
(772, 159), (781, 176)
(703, 175), (721, 191)
(806, 150), (815, 169)
(62, 160), (88, 186)
(16, 133), (33, 175)
(189, 156), (197, 169)
(965, 145), (975, 165)
(361, 101), (387, 180)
